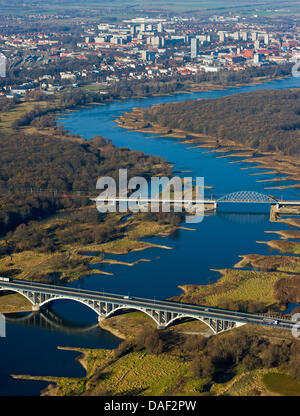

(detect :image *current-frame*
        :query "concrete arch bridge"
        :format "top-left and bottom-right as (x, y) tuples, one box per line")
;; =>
(0, 279), (295, 335)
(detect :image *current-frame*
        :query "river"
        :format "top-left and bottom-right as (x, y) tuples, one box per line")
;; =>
(0, 76), (299, 395)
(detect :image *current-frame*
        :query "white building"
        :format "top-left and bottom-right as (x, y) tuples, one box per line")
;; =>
(264, 34), (269, 45)
(191, 38), (200, 58)
(218, 31), (225, 42)
(240, 31), (248, 41)
(0, 53), (6, 77)
(253, 53), (262, 64)
(254, 40), (260, 50)
(60, 72), (76, 80)
(251, 32), (257, 41)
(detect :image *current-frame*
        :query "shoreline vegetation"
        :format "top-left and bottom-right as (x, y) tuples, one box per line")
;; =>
(105, 74), (291, 99)
(0, 84), (185, 294)
(115, 89), (300, 190)
(115, 127), (300, 190)
(0, 65), (291, 135)
(11, 316), (300, 396)
(11, 208), (300, 396)
(0, 211), (178, 313)
(0, 293), (32, 313)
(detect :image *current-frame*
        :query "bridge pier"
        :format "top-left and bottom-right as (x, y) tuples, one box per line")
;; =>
(270, 205), (278, 222)
(97, 315), (106, 324)
(32, 304), (40, 312)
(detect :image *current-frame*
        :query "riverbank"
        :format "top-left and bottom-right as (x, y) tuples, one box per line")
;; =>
(115, 107), (300, 191)
(12, 320), (300, 396)
(173, 75), (291, 94)
(1, 72), (289, 136)
(9, 210), (300, 395)
(171, 268), (286, 312)
(115, 74), (292, 98)
(0, 293), (32, 313)
(80, 74), (292, 106)
(0, 220), (175, 287)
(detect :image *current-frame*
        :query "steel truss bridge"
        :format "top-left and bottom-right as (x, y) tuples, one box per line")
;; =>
(93, 190), (300, 211)
(0, 279), (296, 335)
(217, 191), (277, 203)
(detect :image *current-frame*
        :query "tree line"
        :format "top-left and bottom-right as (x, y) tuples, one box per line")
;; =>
(142, 89), (300, 157)
(0, 132), (171, 235)
(113, 326), (300, 389)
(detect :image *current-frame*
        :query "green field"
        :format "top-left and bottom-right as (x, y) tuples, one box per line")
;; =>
(263, 373), (300, 396)
(0, 0), (298, 17)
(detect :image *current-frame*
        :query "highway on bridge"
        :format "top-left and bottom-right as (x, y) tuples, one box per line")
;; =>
(0, 279), (296, 333)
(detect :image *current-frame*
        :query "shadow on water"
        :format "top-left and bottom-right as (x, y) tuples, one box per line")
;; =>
(217, 212), (269, 224)
(213, 371), (235, 384)
(5, 308), (100, 335)
(0, 301), (121, 396)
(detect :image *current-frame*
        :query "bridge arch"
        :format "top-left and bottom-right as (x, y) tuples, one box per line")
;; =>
(217, 191), (277, 203)
(39, 296), (101, 316)
(165, 314), (217, 334)
(105, 306), (160, 326)
(0, 287), (34, 305)
(0, 286), (242, 334)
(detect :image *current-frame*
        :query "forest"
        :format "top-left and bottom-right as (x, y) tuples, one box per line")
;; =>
(142, 89), (300, 157)
(115, 326), (300, 382)
(0, 132), (171, 235)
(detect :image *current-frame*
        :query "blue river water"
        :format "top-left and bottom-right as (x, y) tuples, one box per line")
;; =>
(0, 76), (299, 395)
